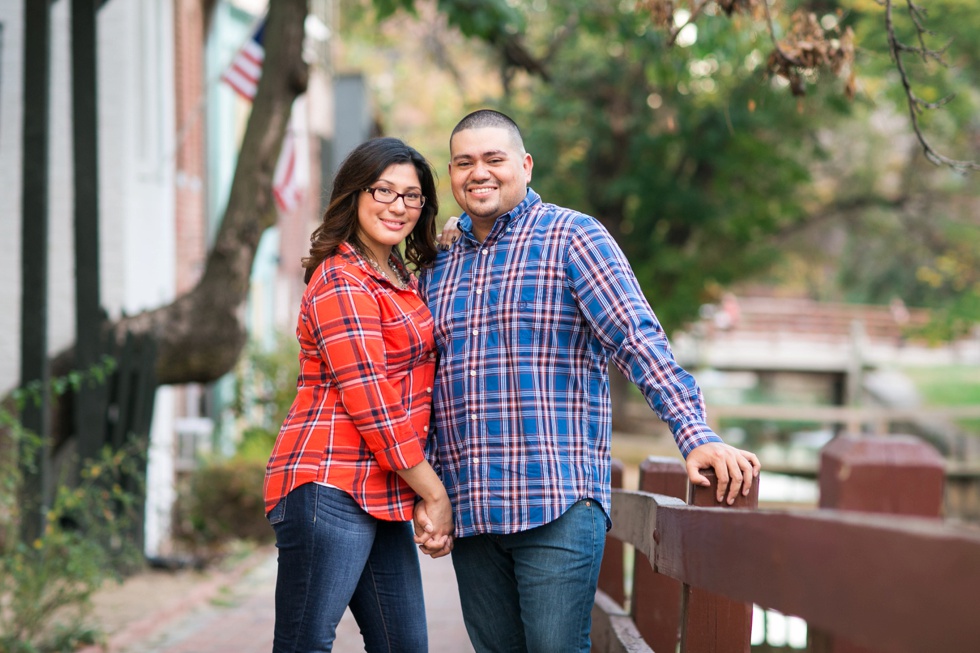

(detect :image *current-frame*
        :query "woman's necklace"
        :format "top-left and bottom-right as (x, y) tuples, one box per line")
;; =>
(363, 251), (409, 289)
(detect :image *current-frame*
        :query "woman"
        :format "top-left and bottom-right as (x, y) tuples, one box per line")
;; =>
(264, 137), (452, 652)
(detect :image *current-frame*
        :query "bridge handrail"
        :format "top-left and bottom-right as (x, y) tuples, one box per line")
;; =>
(592, 437), (980, 653)
(602, 491), (980, 652)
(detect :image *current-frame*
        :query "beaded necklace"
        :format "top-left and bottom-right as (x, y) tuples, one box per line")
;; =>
(361, 250), (409, 289)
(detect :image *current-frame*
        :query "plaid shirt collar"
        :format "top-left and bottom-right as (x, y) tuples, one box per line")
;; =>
(457, 188), (541, 246)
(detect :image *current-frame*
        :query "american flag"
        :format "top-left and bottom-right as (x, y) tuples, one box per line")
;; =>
(220, 19), (266, 100)
(222, 17), (306, 214)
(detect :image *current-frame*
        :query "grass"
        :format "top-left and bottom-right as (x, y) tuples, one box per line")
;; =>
(902, 365), (980, 434)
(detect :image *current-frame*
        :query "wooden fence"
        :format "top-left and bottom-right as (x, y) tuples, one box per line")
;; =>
(591, 435), (980, 653)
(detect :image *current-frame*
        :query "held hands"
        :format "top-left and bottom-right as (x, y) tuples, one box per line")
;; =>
(413, 497), (454, 559)
(685, 442), (762, 505)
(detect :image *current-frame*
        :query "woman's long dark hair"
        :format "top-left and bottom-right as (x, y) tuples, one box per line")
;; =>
(302, 137), (439, 284)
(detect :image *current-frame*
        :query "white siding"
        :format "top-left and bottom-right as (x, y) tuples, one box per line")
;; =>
(0, 0), (179, 557)
(99, 0), (177, 315)
(0, 1), (177, 390)
(0, 1), (25, 395)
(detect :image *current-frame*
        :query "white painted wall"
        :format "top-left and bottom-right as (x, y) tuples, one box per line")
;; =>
(0, 1), (177, 383)
(0, 0), (76, 396)
(99, 0), (179, 558)
(99, 0), (177, 316)
(0, 0), (179, 557)
(0, 2), (25, 396)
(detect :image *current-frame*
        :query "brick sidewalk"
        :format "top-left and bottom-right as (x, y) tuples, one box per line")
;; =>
(89, 547), (473, 653)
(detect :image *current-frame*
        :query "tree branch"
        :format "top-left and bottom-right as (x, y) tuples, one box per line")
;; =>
(667, 0), (712, 47)
(883, 0), (979, 171)
(638, 0), (976, 172)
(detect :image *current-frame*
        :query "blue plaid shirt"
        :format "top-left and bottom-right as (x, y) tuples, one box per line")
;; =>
(419, 189), (721, 536)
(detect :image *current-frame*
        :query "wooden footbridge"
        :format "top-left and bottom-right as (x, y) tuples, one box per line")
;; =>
(673, 295), (978, 375)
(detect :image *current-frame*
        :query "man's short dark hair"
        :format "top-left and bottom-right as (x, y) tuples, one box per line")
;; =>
(451, 109), (525, 150)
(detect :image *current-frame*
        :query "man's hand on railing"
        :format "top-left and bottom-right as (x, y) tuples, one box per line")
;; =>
(685, 442), (761, 505)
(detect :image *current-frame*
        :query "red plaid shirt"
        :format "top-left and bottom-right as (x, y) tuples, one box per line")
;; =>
(264, 242), (437, 521)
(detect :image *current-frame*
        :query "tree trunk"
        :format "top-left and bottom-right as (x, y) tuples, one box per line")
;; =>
(53, 0), (309, 386)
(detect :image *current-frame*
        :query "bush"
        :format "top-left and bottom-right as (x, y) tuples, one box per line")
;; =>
(0, 404), (143, 652)
(170, 335), (297, 559)
(172, 456), (273, 557)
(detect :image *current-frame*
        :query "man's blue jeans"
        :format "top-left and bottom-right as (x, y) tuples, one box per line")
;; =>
(450, 499), (607, 653)
(268, 483), (427, 653)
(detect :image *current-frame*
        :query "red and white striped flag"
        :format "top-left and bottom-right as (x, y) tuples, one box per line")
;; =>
(273, 96), (308, 214)
(221, 18), (265, 101)
(222, 17), (306, 214)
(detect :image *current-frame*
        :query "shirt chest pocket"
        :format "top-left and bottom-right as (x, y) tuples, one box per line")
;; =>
(493, 268), (573, 336)
(379, 295), (434, 373)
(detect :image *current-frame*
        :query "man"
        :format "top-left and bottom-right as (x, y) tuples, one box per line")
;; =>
(416, 109), (761, 653)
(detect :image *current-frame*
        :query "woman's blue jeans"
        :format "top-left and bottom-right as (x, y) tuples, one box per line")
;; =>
(268, 483), (427, 652)
(450, 499), (607, 653)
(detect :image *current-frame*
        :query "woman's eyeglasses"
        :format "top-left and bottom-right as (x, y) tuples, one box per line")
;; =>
(363, 187), (426, 209)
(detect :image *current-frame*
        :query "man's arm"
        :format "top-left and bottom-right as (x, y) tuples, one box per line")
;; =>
(564, 218), (760, 500)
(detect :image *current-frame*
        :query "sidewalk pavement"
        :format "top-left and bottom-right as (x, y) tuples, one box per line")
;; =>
(82, 545), (474, 653)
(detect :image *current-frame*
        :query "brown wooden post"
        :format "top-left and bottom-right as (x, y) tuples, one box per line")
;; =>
(631, 456), (688, 653)
(598, 459), (626, 607)
(818, 435), (945, 517)
(810, 435), (945, 653)
(680, 468), (758, 653)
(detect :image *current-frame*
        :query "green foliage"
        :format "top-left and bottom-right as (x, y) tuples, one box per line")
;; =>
(831, 206), (980, 340)
(0, 386), (142, 652)
(360, 0), (979, 334)
(902, 365), (980, 434)
(498, 0), (841, 329)
(9, 356), (116, 412)
(170, 335), (298, 556)
(231, 334), (300, 460)
(172, 457), (272, 555)
(372, 0), (525, 40)
(848, 0), (980, 142)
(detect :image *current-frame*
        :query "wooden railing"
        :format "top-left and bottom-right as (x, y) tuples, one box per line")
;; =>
(705, 403), (980, 439)
(704, 297), (932, 343)
(591, 436), (980, 653)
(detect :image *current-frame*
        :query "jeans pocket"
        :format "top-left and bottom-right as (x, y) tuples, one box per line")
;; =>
(267, 496), (287, 525)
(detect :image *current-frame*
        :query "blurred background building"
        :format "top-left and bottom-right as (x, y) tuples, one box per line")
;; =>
(0, 0), (373, 556)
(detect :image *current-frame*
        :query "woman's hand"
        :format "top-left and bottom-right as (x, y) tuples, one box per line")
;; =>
(398, 460), (454, 558)
(413, 498), (454, 558)
(436, 216), (461, 251)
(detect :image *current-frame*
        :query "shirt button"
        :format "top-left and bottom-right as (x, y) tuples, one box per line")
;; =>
(472, 329), (478, 336)
(470, 414), (478, 420)
(470, 370), (476, 376)
(423, 425), (429, 432)
(475, 288), (482, 295)
(426, 387), (432, 393)
(472, 457), (480, 463)
(481, 249), (489, 255)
